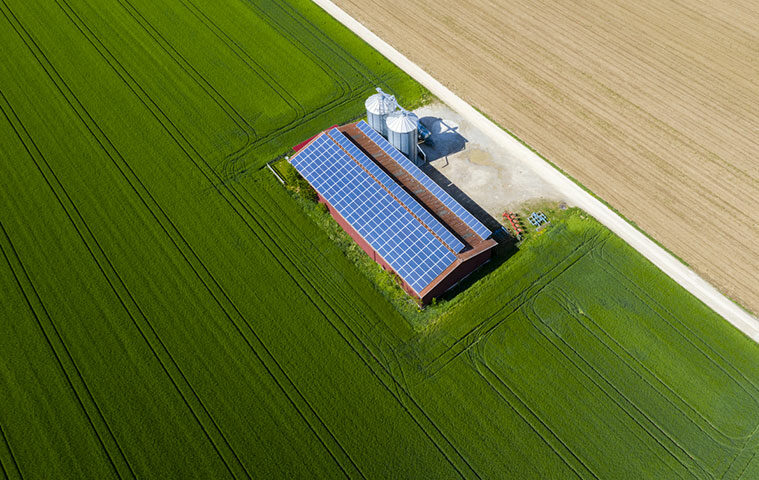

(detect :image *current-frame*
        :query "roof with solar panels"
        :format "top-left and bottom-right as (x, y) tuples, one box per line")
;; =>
(289, 120), (495, 297)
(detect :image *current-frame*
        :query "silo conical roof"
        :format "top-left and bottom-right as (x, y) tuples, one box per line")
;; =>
(386, 109), (418, 133)
(365, 88), (397, 115)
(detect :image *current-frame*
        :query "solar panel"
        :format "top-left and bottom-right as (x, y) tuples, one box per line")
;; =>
(326, 129), (465, 253)
(291, 134), (456, 293)
(356, 121), (492, 240)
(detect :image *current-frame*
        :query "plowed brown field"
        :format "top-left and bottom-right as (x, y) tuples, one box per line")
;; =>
(333, 0), (759, 313)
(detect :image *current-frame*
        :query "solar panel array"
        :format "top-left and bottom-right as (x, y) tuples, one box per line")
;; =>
(290, 133), (457, 293)
(327, 128), (465, 253)
(356, 121), (492, 240)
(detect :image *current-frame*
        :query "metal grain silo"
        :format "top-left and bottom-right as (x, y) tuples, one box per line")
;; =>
(386, 108), (419, 164)
(365, 88), (397, 137)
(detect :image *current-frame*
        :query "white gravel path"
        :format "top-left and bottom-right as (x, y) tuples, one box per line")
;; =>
(313, 0), (759, 341)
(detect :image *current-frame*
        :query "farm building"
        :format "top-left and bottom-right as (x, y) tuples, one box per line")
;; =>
(289, 119), (496, 305)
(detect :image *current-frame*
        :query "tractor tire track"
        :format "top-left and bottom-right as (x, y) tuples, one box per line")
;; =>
(224, 176), (480, 478)
(70, 0), (259, 190)
(423, 228), (602, 359)
(472, 347), (596, 480)
(0, 420), (23, 480)
(59, 2), (368, 474)
(29, 0), (475, 473)
(0, 6), (249, 478)
(102, 0), (258, 139)
(6, 3), (359, 477)
(233, 180), (415, 400)
(0, 88), (245, 479)
(174, 0), (305, 118)
(586, 245), (759, 473)
(258, 0), (390, 91)
(236, 181), (405, 367)
(551, 285), (737, 465)
(224, 180), (480, 479)
(734, 449), (758, 479)
(9, 0), (474, 477)
(0, 219), (130, 480)
(523, 295), (706, 479)
(35, 2), (365, 476)
(243, 0), (352, 96)
(722, 427), (759, 480)
(421, 230), (603, 378)
(120, 66), (478, 476)
(36, 0), (371, 475)
(89, 0), (354, 184)
(87, 0), (362, 185)
(551, 285), (751, 447)
(594, 241), (759, 395)
(206, 0), (387, 177)
(171, 0), (314, 182)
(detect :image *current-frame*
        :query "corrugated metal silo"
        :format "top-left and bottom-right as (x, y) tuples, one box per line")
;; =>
(386, 108), (419, 164)
(365, 88), (397, 137)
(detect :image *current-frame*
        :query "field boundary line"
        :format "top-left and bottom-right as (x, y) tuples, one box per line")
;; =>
(312, 0), (759, 342)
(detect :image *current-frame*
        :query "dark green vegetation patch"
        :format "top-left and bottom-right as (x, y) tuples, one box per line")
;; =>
(1, 0), (758, 479)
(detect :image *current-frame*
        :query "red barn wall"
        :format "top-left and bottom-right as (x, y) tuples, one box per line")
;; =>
(421, 246), (493, 305)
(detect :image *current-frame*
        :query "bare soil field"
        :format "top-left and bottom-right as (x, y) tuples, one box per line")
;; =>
(333, 0), (759, 313)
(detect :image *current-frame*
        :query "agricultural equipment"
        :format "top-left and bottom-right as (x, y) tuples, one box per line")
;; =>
(503, 211), (523, 240)
(528, 211), (549, 227)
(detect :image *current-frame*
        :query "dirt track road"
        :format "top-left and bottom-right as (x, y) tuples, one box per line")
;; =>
(327, 0), (759, 314)
(314, 0), (759, 339)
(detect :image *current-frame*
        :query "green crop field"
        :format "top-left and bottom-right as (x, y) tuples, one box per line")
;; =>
(1, 0), (758, 479)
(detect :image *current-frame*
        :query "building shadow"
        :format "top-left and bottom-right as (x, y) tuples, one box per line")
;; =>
(418, 160), (519, 305)
(418, 116), (467, 162)
(421, 164), (502, 234)
(438, 233), (518, 303)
